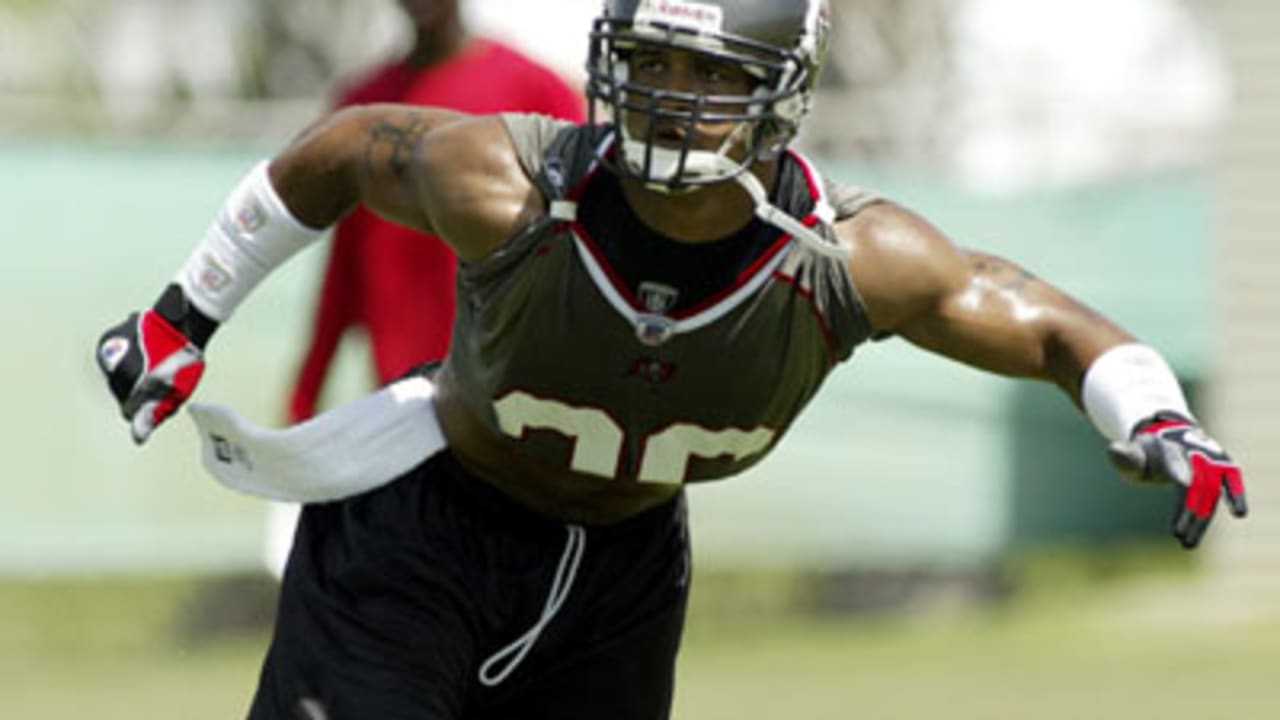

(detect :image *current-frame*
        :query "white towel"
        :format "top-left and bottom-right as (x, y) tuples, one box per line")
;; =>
(186, 376), (447, 503)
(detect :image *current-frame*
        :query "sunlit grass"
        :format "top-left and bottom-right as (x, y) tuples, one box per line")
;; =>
(0, 576), (266, 719)
(2, 547), (1275, 720)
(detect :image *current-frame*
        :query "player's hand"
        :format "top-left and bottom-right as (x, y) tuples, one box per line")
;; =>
(96, 307), (206, 445)
(1107, 412), (1247, 549)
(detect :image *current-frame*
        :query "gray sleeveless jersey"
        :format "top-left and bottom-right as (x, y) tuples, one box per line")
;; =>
(437, 114), (878, 486)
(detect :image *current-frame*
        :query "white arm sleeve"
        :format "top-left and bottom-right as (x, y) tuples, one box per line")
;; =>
(1081, 343), (1193, 442)
(176, 161), (325, 321)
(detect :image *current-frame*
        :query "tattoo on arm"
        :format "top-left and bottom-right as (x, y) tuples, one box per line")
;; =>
(969, 253), (1038, 295)
(965, 250), (1123, 391)
(364, 111), (430, 179)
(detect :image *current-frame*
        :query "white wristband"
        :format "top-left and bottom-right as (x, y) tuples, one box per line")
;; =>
(1081, 343), (1193, 442)
(176, 161), (325, 321)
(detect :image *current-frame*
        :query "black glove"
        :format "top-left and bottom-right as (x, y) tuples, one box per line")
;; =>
(1107, 411), (1247, 549)
(95, 284), (217, 445)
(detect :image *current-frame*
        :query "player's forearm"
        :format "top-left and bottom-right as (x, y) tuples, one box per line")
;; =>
(915, 299), (1192, 442)
(1038, 306), (1135, 402)
(174, 159), (326, 323)
(933, 251), (1134, 396)
(267, 107), (366, 230)
(92, 106), (435, 445)
(1022, 304), (1196, 442)
(175, 105), (445, 324)
(902, 286), (1129, 397)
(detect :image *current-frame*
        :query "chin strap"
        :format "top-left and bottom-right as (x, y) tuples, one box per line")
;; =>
(608, 125), (850, 259)
(729, 162), (851, 259)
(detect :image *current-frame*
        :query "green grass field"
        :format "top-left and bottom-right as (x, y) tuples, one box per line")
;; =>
(3, 552), (1276, 719)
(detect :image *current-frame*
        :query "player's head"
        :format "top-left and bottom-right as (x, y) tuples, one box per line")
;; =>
(587, 0), (831, 192)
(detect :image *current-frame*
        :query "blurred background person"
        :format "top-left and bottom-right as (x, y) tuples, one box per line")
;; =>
(265, 0), (585, 575)
(287, 0), (584, 422)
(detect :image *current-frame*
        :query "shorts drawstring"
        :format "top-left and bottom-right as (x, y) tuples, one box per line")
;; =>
(478, 524), (586, 687)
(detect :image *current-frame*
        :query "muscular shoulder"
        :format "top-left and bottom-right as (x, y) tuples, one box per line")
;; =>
(834, 201), (970, 335)
(413, 113), (547, 261)
(271, 104), (545, 261)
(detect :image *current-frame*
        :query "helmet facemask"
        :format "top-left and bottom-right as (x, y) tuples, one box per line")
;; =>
(587, 15), (814, 193)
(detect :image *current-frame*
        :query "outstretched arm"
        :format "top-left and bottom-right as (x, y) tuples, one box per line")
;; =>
(842, 203), (1128, 398)
(840, 202), (1246, 548)
(908, 250), (1133, 399)
(94, 104), (538, 444)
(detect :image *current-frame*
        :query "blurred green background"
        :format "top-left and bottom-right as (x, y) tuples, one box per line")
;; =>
(4, 0), (1277, 717)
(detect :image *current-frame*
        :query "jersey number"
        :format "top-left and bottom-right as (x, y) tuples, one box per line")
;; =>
(493, 390), (776, 484)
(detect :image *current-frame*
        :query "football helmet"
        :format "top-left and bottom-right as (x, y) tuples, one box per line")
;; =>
(587, 0), (831, 191)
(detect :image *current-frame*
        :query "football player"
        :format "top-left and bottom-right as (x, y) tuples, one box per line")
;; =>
(95, 1), (1245, 718)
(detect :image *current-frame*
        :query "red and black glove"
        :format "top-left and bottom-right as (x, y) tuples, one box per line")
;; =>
(1107, 411), (1247, 549)
(96, 284), (217, 445)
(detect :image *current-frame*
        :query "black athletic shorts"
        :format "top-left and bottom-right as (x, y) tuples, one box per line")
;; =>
(246, 449), (691, 720)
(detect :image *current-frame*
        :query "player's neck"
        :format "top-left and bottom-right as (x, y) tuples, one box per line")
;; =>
(619, 164), (777, 244)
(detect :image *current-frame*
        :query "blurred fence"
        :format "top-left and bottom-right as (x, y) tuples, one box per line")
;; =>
(1204, 1), (1280, 594)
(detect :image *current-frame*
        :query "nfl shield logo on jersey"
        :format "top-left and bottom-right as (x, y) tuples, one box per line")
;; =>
(635, 314), (675, 346)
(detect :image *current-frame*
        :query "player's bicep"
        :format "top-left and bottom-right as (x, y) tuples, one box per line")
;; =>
(349, 105), (469, 235)
(272, 106), (533, 261)
(904, 251), (1132, 394)
(269, 104), (464, 233)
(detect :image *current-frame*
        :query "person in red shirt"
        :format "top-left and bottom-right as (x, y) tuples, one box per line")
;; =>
(266, 0), (583, 576)
(287, 0), (585, 422)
